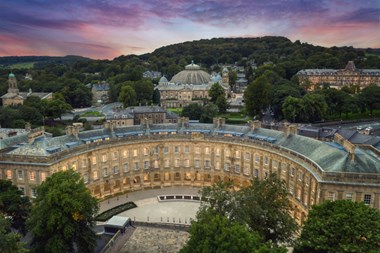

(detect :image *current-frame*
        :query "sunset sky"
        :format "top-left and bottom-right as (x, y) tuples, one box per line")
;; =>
(0, 0), (379, 59)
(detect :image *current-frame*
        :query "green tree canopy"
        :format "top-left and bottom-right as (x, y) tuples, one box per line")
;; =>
(208, 83), (225, 103)
(152, 88), (161, 104)
(27, 170), (99, 253)
(0, 215), (28, 253)
(200, 103), (219, 123)
(0, 180), (31, 234)
(294, 200), (380, 253)
(182, 103), (203, 120)
(215, 95), (229, 113)
(244, 75), (271, 118)
(118, 85), (137, 108)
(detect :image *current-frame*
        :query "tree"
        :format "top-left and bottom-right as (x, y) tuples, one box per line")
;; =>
(208, 83), (225, 103)
(215, 95), (229, 113)
(301, 93), (328, 122)
(27, 170), (99, 253)
(0, 180), (31, 234)
(200, 103), (219, 123)
(244, 75), (271, 118)
(182, 103), (203, 120)
(294, 200), (380, 253)
(0, 215), (28, 253)
(359, 84), (380, 114)
(236, 174), (298, 244)
(118, 85), (137, 107)
(180, 211), (285, 253)
(152, 88), (161, 104)
(43, 93), (72, 120)
(282, 96), (303, 123)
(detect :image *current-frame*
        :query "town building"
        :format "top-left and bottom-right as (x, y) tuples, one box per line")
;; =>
(87, 81), (109, 105)
(156, 62), (229, 108)
(0, 119), (379, 224)
(1, 73), (52, 106)
(297, 61), (380, 90)
(143, 71), (162, 80)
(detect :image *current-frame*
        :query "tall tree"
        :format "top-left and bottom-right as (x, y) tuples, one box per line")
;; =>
(244, 75), (271, 118)
(208, 83), (225, 103)
(182, 103), (203, 120)
(282, 96), (303, 123)
(118, 85), (137, 108)
(294, 200), (380, 253)
(0, 215), (28, 253)
(0, 180), (31, 234)
(215, 95), (229, 113)
(27, 170), (99, 253)
(200, 103), (219, 123)
(152, 88), (161, 104)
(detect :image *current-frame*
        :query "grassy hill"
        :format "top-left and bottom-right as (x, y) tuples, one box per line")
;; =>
(0, 55), (91, 69)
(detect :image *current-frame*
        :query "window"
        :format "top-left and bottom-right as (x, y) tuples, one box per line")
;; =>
(133, 149), (138, 157)
(144, 161), (150, 169)
(29, 171), (36, 181)
(112, 152), (118, 160)
(224, 163), (230, 172)
(290, 167), (295, 177)
(205, 160), (210, 168)
(40, 172), (46, 182)
(103, 168), (108, 177)
(93, 171), (99, 180)
(113, 166), (119, 174)
(19, 187), (25, 195)
(272, 160), (278, 169)
(31, 188), (37, 198)
(154, 160), (159, 168)
(327, 192), (336, 201)
(296, 188), (301, 200)
(143, 148), (149, 156)
(264, 171), (269, 178)
(154, 147), (159, 155)
(123, 163), (129, 172)
(235, 151), (240, 158)
(245, 152), (250, 160)
(215, 148), (221, 156)
(164, 147), (169, 154)
(205, 147), (210, 154)
(174, 146), (179, 153)
(289, 185), (294, 195)
(174, 159), (180, 167)
(194, 147), (200, 154)
(82, 159), (87, 168)
(195, 159), (200, 168)
(244, 166), (250, 175)
(255, 155), (260, 164)
(346, 193), (353, 201)
(17, 170), (23, 180)
(102, 154), (108, 162)
(264, 156), (269, 165)
(185, 146), (190, 153)
(225, 150), (230, 157)
(234, 164), (240, 173)
(215, 161), (220, 170)
(184, 159), (190, 167)
(364, 194), (372, 205)
(92, 156), (97, 165)
(123, 150), (129, 158)
(164, 159), (169, 168)
(305, 176), (309, 186)
(83, 173), (89, 183)
(134, 162), (139, 170)
(298, 172), (303, 181)
(254, 169), (259, 177)
(6, 170), (12, 179)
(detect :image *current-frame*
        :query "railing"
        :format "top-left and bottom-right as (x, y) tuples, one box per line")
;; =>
(99, 230), (121, 253)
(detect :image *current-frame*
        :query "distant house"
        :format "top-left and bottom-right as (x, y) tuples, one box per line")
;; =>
(143, 71), (162, 80)
(1, 73), (52, 106)
(88, 81), (109, 104)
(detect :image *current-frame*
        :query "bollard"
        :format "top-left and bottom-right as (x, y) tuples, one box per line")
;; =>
(161, 217), (163, 222)
(185, 219), (187, 224)
(167, 217), (169, 222)
(173, 217), (175, 223)
(107, 199), (110, 204)
(179, 218), (181, 223)
(117, 196), (119, 201)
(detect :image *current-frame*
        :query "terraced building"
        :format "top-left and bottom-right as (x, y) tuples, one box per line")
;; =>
(0, 118), (379, 224)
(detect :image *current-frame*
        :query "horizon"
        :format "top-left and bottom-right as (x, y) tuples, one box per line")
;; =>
(1, 0), (379, 60)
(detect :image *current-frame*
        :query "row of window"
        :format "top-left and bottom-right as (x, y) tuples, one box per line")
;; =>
(328, 192), (373, 205)
(6, 170), (46, 182)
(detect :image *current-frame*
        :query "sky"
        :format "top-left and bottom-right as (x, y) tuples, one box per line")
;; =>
(0, 0), (379, 59)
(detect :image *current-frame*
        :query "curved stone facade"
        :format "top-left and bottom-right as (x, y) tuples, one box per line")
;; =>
(1, 130), (380, 224)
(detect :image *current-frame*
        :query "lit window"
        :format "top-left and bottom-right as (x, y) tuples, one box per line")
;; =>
(29, 171), (35, 181)
(123, 150), (129, 158)
(17, 170), (23, 180)
(235, 151), (240, 158)
(364, 194), (372, 205)
(93, 171), (98, 180)
(184, 159), (190, 167)
(154, 160), (159, 168)
(92, 156), (97, 165)
(174, 159), (180, 167)
(225, 150), (230, 157)
(346, 193), (353, 201)
(40, 172), (46, 182)
(215, 148), (221, 156)
(102, 154), (108, 162)
(205, 147), (210, 155)
(143, 148), (149, 156)
(6, 170), (12, 179)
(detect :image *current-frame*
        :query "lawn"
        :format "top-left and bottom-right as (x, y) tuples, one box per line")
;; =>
(80, 111), (105, 117)
(96, 202), (137, 222)
(10, 62), (35, 69)
(327, 109), (380, 121)
(167, 108), (183, 114)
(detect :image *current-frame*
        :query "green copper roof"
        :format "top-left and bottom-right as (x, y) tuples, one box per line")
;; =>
(8, 73), (15, 78)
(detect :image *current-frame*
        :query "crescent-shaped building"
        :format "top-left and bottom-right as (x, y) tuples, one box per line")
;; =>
(1, 118), (379, 224)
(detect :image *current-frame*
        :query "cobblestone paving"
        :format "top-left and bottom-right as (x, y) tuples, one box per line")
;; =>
(119, 227), (189, 253)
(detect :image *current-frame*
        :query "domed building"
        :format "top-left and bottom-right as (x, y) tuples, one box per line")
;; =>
(156, 61), (229, 108)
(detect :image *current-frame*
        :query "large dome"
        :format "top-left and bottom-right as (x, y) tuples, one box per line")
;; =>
(170, 62), (211, 85)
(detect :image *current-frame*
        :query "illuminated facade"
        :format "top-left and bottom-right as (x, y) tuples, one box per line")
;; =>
(0, 119), (379, 224)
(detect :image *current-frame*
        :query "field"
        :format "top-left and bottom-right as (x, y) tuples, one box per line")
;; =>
(9, 62), (35, 69)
